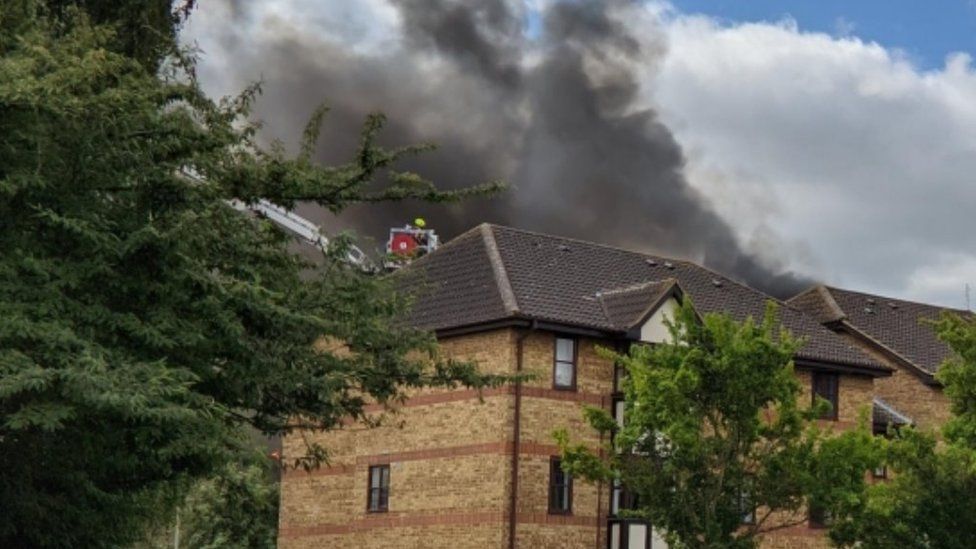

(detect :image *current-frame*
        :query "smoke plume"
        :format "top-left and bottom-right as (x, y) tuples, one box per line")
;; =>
(194, 0), (809, 296)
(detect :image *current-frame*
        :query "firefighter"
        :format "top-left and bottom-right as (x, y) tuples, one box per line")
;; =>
(413, 217), (429, 251)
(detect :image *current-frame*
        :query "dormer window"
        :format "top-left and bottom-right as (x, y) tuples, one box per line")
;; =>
(553, 337), (577, 390)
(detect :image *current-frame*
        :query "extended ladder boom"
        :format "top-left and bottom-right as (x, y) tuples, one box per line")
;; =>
(227, 199), (370, 270)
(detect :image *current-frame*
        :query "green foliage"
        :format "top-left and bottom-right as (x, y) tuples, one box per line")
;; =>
(134, 455), (279, 549)
(829, 429), (976, 549)
(830, 311), (976, 548)
(558, 300), (880, 549)
(932, 312), (976, 446)
(0, 2), (504, 547)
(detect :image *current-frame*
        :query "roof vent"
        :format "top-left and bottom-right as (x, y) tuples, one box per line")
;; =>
(864, 307), (875, 315)
(888, 302), (899, 310)
(866, 298), (876, 305)
(711, 278), (723, 288)
(664, 261), (674, 270)
(646, 259), (657, 267)
(556, 244), (570, 252)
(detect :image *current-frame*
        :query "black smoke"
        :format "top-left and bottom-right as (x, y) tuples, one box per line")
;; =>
(196, 0), (809, 297)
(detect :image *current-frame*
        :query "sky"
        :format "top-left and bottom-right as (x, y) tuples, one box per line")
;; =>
(668, 0), (976, 70)
(183, 0), (976, 309)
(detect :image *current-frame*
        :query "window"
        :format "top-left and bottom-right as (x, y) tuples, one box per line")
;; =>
(611, 479), (640, 516)
(812, 372), (839, 420)
(549, 457), (573, 514)
(553, 337), (577, 390)
(872, 465), (887, 479)
(808, 503), (831, 529)
(367, 464), (390, 512)
(739, 480), (756, 525)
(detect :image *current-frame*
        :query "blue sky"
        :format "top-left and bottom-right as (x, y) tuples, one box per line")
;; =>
(668, 0), (976, 69)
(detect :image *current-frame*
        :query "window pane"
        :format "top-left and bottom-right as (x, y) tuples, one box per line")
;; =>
(614, 400), (625, 427)
(813, 373), (839, 419)
(628, 524), (648, 549)
(556, 338), (575, 362)
(555, 361), (574, 387)
(369, 466), (390, 511)
(549, 459), (571, 513)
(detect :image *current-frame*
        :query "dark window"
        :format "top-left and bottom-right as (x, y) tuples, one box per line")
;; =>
(808, 503), (831, 529)
(812, 372), (839, 420)
(549, 457), (573, 514)
(739, 484), (755, 525)
(367, 465), (390, 512)
(553, 337), (577, 390)
(738, 477), (756, 525)
(611, 479), (640, 516)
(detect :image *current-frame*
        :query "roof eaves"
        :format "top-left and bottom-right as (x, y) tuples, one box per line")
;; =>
(480, 224), (520, 316)
(792, 356), (893, 377)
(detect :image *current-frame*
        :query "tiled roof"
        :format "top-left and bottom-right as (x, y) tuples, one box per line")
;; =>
(400, 224), (886, 372)
(597, 279), (679, 331)
(789, 285), (967, 376)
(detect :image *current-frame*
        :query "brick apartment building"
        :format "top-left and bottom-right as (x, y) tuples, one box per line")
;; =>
(277, 224), (956, 549)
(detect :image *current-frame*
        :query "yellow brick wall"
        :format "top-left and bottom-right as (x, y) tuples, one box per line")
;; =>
(278, 327), (888, 549)
(514, 333), (615, 547)
(762, 371), (875, 549)
(837, 332), (951, 431)
(279, 329), (519, 549)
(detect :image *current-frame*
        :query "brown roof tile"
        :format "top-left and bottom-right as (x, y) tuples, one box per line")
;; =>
(399, 224), (886, 372)
(791, 285), (968, 376)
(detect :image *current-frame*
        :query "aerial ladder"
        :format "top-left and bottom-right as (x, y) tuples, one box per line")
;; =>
(227, 198), (373, 269)
(184, 169), (438, 269)
(228, 200), (439, 271)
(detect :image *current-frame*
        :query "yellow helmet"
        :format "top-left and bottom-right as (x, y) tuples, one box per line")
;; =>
(413, 217), (427, 228)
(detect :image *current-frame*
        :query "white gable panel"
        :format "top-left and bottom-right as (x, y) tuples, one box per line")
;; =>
(638, 297), (680, 343)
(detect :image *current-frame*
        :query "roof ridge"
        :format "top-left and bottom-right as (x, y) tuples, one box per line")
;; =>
(486, 224), (769, 299)
(485, 223), (675, 262)
(825, 285), (971, 314)
(817, 285), (848, 321)
(480, 224), (519, 315)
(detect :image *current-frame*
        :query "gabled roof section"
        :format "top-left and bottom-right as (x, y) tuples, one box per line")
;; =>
(788, 285), (846, 324)
(398, 224), (887, 374)
(790, 285), (967, 377)
(397, 225), (513, 330)
(596, 279), (681, 332)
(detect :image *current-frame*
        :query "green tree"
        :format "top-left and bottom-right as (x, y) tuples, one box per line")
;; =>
(134, 454), (280, 549)
(830, 311), (976, 548)
(0, 2), (503, 547)
(557, 300), (880, 549)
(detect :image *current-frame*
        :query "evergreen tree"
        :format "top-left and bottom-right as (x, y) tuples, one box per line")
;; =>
(0, 2), (502, 546)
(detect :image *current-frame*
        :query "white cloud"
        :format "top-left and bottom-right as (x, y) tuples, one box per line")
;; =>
(643, 7), (976, 306)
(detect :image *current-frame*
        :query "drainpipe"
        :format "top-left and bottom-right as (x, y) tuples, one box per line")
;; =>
(509, 321), (537, 549)
(595, 396), (605, 549)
